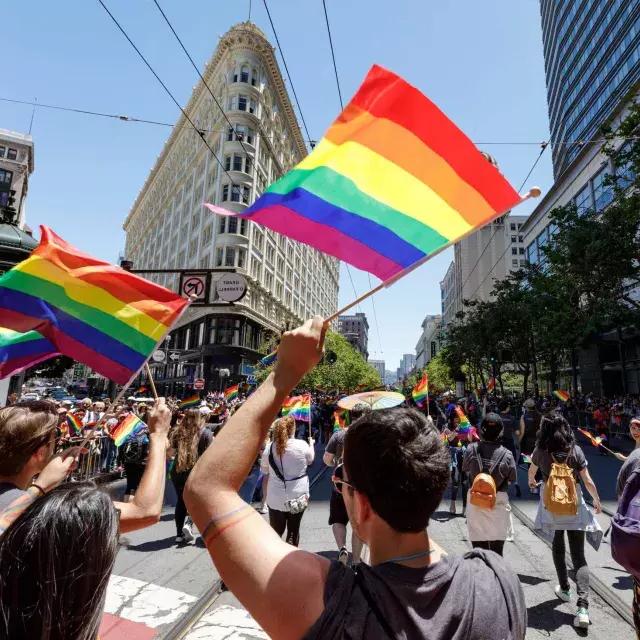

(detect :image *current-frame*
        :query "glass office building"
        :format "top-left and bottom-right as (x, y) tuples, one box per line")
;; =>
(540, 0), (640, 177)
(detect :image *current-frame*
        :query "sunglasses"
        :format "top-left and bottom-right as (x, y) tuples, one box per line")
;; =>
(331, 464), (356, 495)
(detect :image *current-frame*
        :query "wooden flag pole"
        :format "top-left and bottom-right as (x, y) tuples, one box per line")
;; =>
(144, 363), (159, 400)
(325, 187), (541, 323)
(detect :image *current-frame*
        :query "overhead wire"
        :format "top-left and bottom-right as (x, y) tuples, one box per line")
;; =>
(95, 0), (236, 185)
(320, 0), (382, 353)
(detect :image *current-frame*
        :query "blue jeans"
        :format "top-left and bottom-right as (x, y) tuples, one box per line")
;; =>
(239, 465), (262, 503)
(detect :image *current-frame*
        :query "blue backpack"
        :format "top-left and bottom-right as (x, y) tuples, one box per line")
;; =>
(611, 467), (640, 579)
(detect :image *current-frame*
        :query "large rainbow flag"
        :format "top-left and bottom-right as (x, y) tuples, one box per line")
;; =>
(111, 413), (146, 447)
(412, 372), (429, 407)
(224, 384), (239, 402)
(179, 393), (201, 409)
(282, 394), (311, 422)
(454, 406), (473, 434)
(0, 227), (189, 385)
(554, 390), (570, 402)
(0, 328), (58, 379)
(205, 65), (522, 281)
(66, 412), (83, 436)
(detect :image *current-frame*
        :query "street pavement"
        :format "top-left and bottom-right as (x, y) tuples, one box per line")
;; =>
(98, 436), (636, 639)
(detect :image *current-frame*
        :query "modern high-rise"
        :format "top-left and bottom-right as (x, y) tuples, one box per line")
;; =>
(397, 353), (416, 381)
(122, 22), (339, 392)
(521, 1), (640, 394)
(337, 312), (369, 359)
(540, 0), (640, 177)
(368, 359), (385, 380)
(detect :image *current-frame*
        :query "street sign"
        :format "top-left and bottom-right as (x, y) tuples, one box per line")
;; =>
(169, 351), (181, 362)
(151, 350), (166, 363)
(179, 272), (210, 303)
(194, 378), (205, 390)
(216, 273), (247, 302)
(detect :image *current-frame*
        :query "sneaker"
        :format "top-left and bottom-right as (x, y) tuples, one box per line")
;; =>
(555, 585), (572, 602)
(338, 546), (349, 566)
(175, 535), (184, 543)
(574, 607), (590, 628)
(257, 504), (268, 514)
(182, 521), (195, 543)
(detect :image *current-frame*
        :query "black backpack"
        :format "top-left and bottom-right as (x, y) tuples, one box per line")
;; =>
(123, 432), (149, 464)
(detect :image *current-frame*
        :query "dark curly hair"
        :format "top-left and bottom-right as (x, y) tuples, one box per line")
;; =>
(535, 412), (575, 455)
(344, 408), (450, 532)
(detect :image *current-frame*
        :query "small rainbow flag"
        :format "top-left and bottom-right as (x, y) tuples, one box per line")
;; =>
(0, 226), (189, 385)
(0, 327), (58, 379)
(224, 384), (239, 402)
(554, 390), (570, 402)
(411, 372), (429, 407)
(282, 394), (311, 422)
(578, 428), (605, 447)
(454, 406), (472, 434)
(179, 393), (201, 409)
(333, 408), (348, 431)
(111, 413), (146, 447)
(205, 65), (522, 282)
(66, 412), (83, 436)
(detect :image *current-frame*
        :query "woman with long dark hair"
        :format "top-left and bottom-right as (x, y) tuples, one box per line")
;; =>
(260, 416), (314, 546)
(169, 408), (213, 543)
(0, 482), (119, 640)
(528, 412), (602, 629)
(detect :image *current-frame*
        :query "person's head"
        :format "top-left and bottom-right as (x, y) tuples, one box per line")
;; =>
(349, 402), (371, 424)
(0, 401), (59, 481)
(535, 412), (575, 454)
(629, 417), (640, 444)
(80, 398), (92, 410)
(340, 408), (449, 540)
(174, 409), (204, 473)
(92, 401), (105, 413)
(272, 416), (295, 456)
(480, 412), (504, 442)
(0, 482), (118, 640)
(498, 399), (510, 413)
(524, 398), (536, 410)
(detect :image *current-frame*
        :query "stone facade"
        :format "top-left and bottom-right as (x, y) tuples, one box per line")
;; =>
(415, 314), (442, 369)
(338, 312), (369, 359)
(0, 128), (34, 227)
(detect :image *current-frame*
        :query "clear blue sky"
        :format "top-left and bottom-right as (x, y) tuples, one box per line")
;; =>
(2, 0), (553, 370)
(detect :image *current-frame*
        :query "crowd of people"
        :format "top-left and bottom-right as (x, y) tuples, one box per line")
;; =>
(0, 318), (639, 638)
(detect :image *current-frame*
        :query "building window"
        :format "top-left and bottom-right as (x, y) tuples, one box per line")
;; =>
(518, 235), (523, 243)
(232, 155), (243, 172)
(222, 184), (230, 201)
(0, 169), (12, 186)
(237, 247), (246, 269)
(231, 185), (241, 202)
(240, 65), (250, 83)
(592, 168), (613, 212)
(202, 224), (213, 246)
(238, 95), (247, 111)
(0, 146), (5, 158)
(511, 235), (517, 243)
(575, 183), (593, 213)
(511, 247), (518, 255)
(240, 218), (248, 236)
(245, 156), (253, 174)
(518, 247), (525, 255)
(225, 247), (235, 267)
(512, 259), (519, 266)
(6, 148), (17, 161)
(228, 216), (238, 234)
(218, 216), (226, 234)
(252, 68), (258, 86)
(510, 223), (516, 231)
(215, 247), (224, 266)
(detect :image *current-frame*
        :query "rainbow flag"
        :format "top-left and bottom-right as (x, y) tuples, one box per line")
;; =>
(454, 406), (472, 434)
(282, 394), (311, 422)
(111, 413), (146, 447)
(412, 372), (429, 407)
(554, 390), (570, 402)
(66, 412), (83, 436)
(205, 65), (522, 281)
(0, 327), (58, 379)
(333, 408), (348, 431)
(486, 377), (496, 393)
(578, 428), (606, 447)
(224, 384), (239, 402)
(136, 385), (148, 394)
(0, 227), (189, 385)
(179, 393), (201, 409)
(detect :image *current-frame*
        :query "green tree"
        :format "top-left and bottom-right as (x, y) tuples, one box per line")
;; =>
(426, 351), (454, 391)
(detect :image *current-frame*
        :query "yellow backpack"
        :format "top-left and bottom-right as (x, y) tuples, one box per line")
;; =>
(469, 445), (506, 509)
(544, 454), (579, 516)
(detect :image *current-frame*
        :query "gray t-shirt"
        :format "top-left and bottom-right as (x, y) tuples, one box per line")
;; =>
(325, 429), (346, 466)
(0, 483), (28, 512)
(462, 442), (517, 492)
(303, 551), (526, 640)
(531, 446), (587, 481)
(617, 448), (640, 498)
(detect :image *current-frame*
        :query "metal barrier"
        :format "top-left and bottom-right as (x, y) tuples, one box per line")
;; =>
(58, 435), (117, 482)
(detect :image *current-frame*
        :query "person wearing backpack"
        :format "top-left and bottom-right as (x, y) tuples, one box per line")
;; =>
(462, 413), (517, 557)
(527, 413), (603, 629)
(613, 416), (640, 638)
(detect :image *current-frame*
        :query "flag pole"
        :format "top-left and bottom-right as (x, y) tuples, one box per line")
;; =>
(325, 187), (541, 323)
(145, 363), (159, 400)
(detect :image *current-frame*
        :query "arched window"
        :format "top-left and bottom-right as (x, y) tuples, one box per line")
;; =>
(240, 65), (250, 83)
(251, 68), (259, 86)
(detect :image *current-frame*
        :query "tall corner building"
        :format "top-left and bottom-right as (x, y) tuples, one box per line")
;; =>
(521, 1), (640, 394)
(122, 22), (339, 392)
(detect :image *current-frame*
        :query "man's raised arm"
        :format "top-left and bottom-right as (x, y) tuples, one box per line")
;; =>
(184, 318), (330, 640)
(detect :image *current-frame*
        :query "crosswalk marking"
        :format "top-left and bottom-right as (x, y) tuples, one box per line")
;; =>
(185, 605), (268, 639)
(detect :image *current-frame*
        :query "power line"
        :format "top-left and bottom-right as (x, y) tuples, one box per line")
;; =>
(321, 0), (384, 355)
(261, 0), (312, 144)
(150, 0), (254, 161)
(322, 0), (344, 110)
(95, 0), (236, 185)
